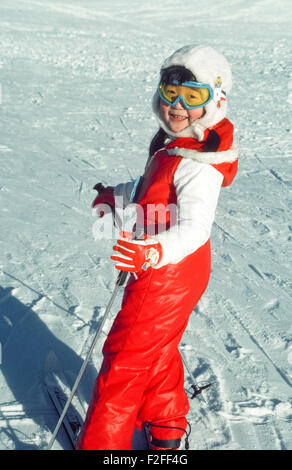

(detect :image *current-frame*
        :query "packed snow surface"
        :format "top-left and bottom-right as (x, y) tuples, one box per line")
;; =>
(0, 0), (291, 450)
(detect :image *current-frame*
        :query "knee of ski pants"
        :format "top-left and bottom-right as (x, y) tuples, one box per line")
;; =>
(147, 417), (188, 442)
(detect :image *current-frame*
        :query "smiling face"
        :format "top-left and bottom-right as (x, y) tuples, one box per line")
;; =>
(159, 99), (204, 133)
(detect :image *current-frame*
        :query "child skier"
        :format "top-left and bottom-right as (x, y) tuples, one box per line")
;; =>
(76, 44), (238, 450)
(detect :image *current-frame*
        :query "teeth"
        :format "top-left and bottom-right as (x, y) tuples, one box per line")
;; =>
(170, 114), (186, 120)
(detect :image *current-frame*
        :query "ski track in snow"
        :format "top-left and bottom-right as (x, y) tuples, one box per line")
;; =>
(0, 0), (291, 450)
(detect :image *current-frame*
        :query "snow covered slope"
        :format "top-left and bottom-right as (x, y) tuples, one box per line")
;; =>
(0, 0), (291, 450)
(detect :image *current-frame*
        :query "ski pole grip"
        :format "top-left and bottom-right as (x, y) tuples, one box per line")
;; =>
(117, 270), (128, 286)
(93, 182), (105, 194)
(93, 182), (122, 227)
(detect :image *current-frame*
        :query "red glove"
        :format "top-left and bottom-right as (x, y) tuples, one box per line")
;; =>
(92, 183), (115, 218)
(111, 232), (163, 273)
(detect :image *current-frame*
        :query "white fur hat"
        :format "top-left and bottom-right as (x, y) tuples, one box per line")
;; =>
(152, 45), (232, 141)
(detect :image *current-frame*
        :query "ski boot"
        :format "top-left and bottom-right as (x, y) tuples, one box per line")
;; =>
(144, 421), (191, 450)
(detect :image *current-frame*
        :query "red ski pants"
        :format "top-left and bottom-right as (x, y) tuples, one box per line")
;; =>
(77, 241), (211, 450)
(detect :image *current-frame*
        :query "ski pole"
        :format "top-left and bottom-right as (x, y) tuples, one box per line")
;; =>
(47, 186), (128, 450)
(179, 347), (207, 404)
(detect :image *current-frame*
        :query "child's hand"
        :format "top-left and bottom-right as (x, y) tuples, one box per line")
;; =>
(92, 183), (115, 218)
(111, 232), (163, 273)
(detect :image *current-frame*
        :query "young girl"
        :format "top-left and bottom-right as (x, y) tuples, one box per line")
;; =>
(76, 44), (238, 450)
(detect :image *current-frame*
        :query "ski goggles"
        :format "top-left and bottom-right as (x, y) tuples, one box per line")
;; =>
(158, 80), (213, 109)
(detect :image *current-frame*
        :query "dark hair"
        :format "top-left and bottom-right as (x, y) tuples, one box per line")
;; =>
(148, 128), (168, 160)
(160, 65), (196, 85)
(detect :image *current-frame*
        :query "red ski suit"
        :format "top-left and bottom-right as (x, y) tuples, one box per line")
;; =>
(77, 118), (238, 450)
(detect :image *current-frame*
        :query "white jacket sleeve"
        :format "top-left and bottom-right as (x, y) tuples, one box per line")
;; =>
(152, 159), (223, 268)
